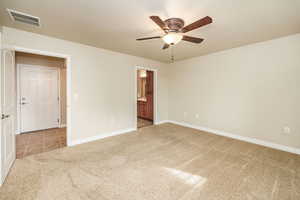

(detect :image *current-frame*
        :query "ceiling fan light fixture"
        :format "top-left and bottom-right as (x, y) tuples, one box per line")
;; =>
(162, 32), (183, 45)
(137, 16), (212, 50)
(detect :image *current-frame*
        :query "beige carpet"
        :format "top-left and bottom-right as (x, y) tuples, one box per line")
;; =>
(0, 123), (299, 200)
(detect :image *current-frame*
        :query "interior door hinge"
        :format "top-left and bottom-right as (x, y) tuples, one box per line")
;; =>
(57, 118), (60, 123)
(1, 114), (10, 120)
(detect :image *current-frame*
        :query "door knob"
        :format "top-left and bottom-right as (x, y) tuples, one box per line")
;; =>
(1, 114), (10, 120)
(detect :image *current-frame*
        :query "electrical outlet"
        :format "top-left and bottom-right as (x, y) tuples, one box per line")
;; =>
(283, 127), (291, 134)
(195, 114), (199, 119)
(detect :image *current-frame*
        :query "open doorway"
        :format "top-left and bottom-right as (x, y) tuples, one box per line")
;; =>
(15, 52), (67, 158)
(136, 69), (154, 128)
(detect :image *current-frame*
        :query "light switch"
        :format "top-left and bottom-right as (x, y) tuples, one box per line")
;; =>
(283, 127), (291, 134)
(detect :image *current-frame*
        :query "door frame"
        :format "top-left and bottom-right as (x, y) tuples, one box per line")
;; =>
(134, 66), (157, 128)
(16, 64), (61, 133)
(3, 45), (72, 146)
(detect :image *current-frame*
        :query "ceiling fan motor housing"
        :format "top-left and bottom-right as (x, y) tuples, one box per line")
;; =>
(136, 15), (211, 50)
(164, 18), (185, 32)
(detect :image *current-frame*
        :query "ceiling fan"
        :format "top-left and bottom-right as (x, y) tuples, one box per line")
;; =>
(136, 16), (213, 50)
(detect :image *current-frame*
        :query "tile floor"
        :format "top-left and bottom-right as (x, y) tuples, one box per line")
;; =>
(16, 128), (66, 159)
(137, 117), (153, 128)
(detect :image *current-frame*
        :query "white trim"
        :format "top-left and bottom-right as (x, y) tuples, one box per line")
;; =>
(66, 56), (71, 146)
(135, 66), (158, 128)
(155, 120), (169, 125)
(5, 46), (68, 59)
(0, 32), (2, 186)
(70, 128), (136, 146)
(16, 63), (21, 134)
(57, 67), (61, 128)
(167, 120), (300, 155)
(7, 46), (72, 146)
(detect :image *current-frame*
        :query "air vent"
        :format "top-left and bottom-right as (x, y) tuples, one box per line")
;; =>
(7, 9), (40, 26)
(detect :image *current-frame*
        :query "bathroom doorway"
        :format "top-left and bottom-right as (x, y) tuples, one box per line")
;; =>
(136, 68), (155, 128)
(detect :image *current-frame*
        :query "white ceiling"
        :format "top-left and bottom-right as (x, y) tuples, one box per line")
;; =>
(1, 0), (300, 63)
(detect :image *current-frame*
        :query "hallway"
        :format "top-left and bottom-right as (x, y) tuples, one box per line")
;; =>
(16, 128), (66, 158)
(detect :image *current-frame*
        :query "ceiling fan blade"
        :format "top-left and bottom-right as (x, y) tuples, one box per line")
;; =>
(182, 35), (204, 43)
(182, 16), (212, 33)
(162, 43), (170, 50)
(136, 36), (161, 41)
(150, 16), (167, 32)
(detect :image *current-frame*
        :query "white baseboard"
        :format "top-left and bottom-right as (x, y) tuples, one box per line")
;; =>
(70, 127), (136, 146)
(167, 120), (300, 155)
(68, 120), (300, 155)
(155, 120), (169, 125)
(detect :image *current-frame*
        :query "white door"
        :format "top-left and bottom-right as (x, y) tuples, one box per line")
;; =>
(1, 50), (16, 185)
(19, 65), (59, 133)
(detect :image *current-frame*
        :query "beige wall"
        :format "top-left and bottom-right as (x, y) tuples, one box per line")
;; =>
(15, 52), (67, 125)
(2, 27), (169, 144)
(2, 26), (300, 150)
(168, 34), (300, 149)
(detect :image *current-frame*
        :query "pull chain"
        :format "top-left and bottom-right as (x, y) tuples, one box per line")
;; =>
(171, 45), (174, 63)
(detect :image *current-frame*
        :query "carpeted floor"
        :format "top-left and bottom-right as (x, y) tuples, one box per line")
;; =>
(0, 123), (299, 200)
